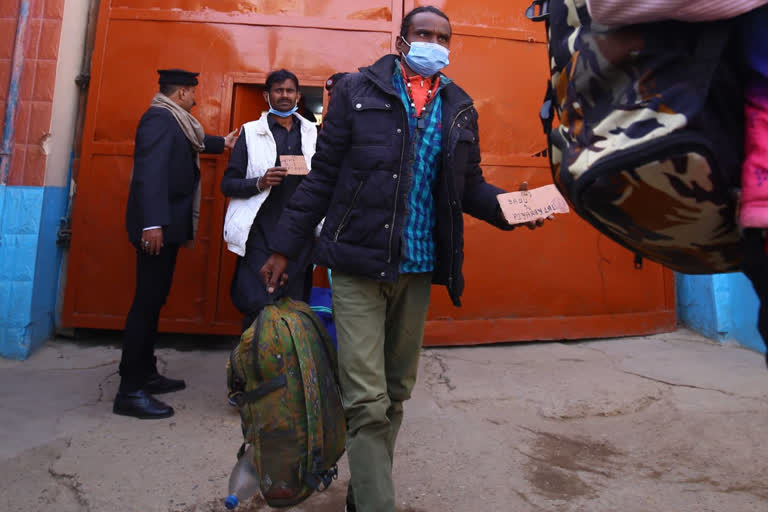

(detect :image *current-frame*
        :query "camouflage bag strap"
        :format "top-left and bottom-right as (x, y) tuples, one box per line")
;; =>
(294, 301), (340, 490)
(295, 300), (340, 387)
(281, 299), (328, 491)
(233, 307), (278, 481)
(525, 2), (556, 136)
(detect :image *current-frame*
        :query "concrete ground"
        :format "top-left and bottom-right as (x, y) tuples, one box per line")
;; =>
(1, 328), (767, 512)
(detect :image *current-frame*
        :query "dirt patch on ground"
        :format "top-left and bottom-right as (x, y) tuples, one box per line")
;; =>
(526, 464), (594, 500)
(521, 428), (622, 500)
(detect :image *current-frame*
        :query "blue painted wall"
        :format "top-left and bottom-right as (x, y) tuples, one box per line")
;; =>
(0, 185), (68, 359)
(677, 272), (766, 354)
(677, 274), (720, 339)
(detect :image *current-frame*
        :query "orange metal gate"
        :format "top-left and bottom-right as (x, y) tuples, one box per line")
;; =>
(61, 0), (676, 343)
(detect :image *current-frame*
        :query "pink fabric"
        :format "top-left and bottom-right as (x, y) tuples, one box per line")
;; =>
(739, 89), (768, 228)
(586, 0), (768, 25)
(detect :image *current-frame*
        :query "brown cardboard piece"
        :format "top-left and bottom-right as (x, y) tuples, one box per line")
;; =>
(279, 155), (309, 175)
(497, 184), (570, 225)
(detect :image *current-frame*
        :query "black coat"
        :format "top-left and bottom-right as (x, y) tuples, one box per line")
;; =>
(271, 55), (513, 306)
(126, 106), (225, 245)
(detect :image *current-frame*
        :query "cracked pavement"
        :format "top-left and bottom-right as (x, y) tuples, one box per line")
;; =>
(1, 329), (767, 511)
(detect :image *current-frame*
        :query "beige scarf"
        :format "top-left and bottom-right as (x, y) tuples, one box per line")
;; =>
(150, 93), (206, 246)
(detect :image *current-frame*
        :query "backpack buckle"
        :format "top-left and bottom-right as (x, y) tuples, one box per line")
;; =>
(525, 0), (550, 22)
(228, 390), (245, 407)
(540, 86), (554, 134)
(304, 464), (338, 492)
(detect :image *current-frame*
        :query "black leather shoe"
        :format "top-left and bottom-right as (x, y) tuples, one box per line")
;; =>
(113, 390), (174, 419)
(144, 374), (186, 395)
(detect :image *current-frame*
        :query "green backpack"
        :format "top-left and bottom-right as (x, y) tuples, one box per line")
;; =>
(226, 297), (346, 508)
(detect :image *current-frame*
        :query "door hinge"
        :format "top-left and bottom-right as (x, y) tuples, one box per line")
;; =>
(56, 217), (72, 248)
(75, 73), (90, 90)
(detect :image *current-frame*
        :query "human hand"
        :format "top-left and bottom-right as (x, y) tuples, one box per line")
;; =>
(258, 167), (288, 190)
(141, 228), (164, 255)
(224, 128), (240, 150)
(260, 253), (289, 294)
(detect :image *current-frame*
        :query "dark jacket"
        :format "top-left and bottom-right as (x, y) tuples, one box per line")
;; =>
(271, 55), (512, 306)
(126, 106), (225, 245)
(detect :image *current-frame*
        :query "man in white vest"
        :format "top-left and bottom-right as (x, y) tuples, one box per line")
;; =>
(221, 69), (318, 331)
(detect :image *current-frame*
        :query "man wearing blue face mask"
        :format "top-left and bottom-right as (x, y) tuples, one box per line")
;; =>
(260, 7), (545, 511)
(221, 69), (318, 333)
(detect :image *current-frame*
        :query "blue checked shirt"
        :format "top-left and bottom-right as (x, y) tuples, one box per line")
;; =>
(393, 62), (445, 274)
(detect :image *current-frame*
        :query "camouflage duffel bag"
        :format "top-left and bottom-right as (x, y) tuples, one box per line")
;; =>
(526, 0), (745, 273)
(227, 297), (346, 508)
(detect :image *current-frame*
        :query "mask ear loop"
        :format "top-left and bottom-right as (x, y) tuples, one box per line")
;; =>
(400, 37), (412, 61)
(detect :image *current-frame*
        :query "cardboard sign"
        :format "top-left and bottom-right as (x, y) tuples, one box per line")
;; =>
(279, 155), (309, 175)
(497, 184), (570, 224)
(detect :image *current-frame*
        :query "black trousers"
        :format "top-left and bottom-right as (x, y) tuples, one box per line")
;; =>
(119, 244), (180, 392)
(741, 229), (768, 367)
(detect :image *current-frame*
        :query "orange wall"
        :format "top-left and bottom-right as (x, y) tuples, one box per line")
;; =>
(0, 0), (64, 187)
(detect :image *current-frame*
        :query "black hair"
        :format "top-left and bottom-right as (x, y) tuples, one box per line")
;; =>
(159, 83), (182, 96)
(400, 6), (450, 39)
(266, 69), (300, 92)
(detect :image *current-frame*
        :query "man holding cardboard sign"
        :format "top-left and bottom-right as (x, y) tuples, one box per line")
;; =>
(259, 7), (556, 511)
(221, 69), (318, 331)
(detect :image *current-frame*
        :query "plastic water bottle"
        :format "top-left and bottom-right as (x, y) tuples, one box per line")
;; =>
(225, 445), (260, 509)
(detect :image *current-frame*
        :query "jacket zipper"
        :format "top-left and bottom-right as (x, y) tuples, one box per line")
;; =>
(445, 105), (473, 289)
(334, 179), (366, 242)
(386, 104), (408, 263)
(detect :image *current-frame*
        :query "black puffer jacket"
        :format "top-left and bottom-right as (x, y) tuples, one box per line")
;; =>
(271, 54), (512, 306)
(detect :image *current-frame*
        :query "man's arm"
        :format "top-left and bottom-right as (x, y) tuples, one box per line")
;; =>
(269, 75), (354, 258)
(220, 135), (263, 198)
(460, 110), (517, 231)
(461, 112), (548, 230)
(204, 129), (239, 154)
(133, 111), (174, 231)
(203, 135), (225, 154)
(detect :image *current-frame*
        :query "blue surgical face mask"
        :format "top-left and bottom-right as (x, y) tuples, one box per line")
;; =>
(401, 39), (450, 77)
(267, 97), (299, 118)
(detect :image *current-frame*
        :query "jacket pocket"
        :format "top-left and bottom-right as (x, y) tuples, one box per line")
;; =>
(334, 175), (368, 242)
(350, 96), (396, 146)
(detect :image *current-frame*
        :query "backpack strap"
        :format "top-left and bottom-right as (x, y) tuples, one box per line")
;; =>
(234, 374), (288, 405)
(233, 306), (282, 482)
(689, 20), (738, 97)
(298, 303), (341, 388)
(230, 362), (263, 480)
(525, 0), (550, 22)
(526, 2), (555, 136)
(283, 301), (328, 491)
(539, 85), (554, 135)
